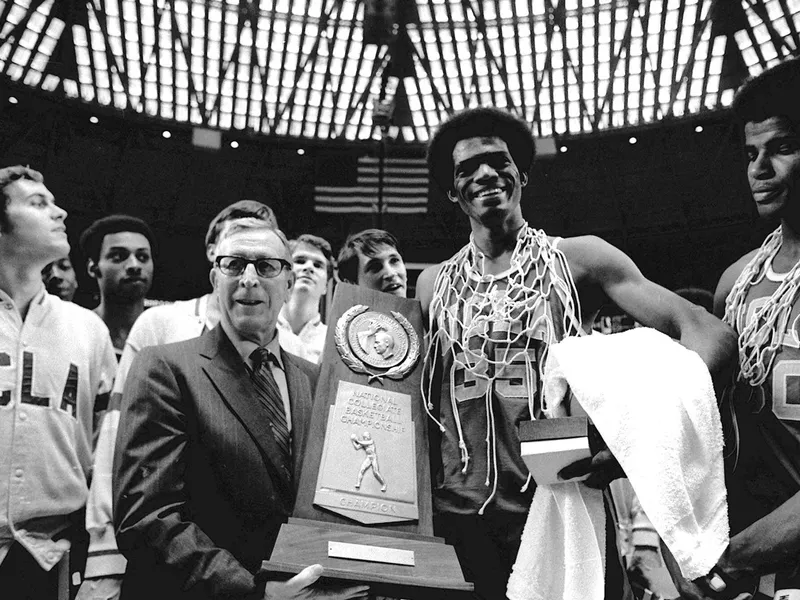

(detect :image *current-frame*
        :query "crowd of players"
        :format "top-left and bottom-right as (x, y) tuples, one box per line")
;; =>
(1, 56), (799, 600)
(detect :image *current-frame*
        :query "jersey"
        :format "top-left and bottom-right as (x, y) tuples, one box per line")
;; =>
(426, 230), (581, 516)
(724, 258), (800, 594)
(726, 270), (800, 528)
(276, 312), (327, 364)
(0, 287), (116, 571)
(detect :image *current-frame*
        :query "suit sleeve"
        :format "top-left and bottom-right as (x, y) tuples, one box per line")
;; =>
(113, 348), (264, 599)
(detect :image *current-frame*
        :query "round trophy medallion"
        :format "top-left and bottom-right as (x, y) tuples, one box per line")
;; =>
(348, 311), (408, 369)
(335, 305), (420, 382)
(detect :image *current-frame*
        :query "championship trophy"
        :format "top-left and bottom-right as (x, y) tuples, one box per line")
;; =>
(261, 284), (473, 599)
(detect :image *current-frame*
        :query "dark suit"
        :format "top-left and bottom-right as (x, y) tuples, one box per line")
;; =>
(113, 326), (316, 600)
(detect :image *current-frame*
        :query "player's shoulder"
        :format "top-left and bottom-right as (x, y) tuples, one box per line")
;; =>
(52, 295), (108, 333)
(131, 298), (201, 331)
(555, 235), (627, 283)
(719, 249), (760, 285)
(416, 261), (447, 317)
(556, 234), (613, 257)
(417, 262), (446, 290)
(714, 248), (761, 314)
(138, 300), (185, 322)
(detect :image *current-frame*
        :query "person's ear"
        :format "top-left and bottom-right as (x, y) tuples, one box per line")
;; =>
(209, 266), (218, 291)
(205, 243), (216, 263)
(446, 190), (459, 204)
(87, 259), (99, 280)
(521, 173), (529, 187)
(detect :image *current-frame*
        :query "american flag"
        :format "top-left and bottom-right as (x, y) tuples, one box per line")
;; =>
(314, 156), (428, 215)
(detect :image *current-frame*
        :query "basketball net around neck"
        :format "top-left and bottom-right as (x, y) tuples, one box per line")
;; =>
(724, 225), (800, 387)
(420, 225), (583, 513)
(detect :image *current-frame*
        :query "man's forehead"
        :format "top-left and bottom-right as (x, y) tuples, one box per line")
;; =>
(452, 136), (511, 162)
(358, 243), (400, 262)
(293, 242), (327, 262)
(219, 229), (286, 256)
(744, 116), (799, 142)
(101, 231), (151, 251)
(6, 178), (52, 202)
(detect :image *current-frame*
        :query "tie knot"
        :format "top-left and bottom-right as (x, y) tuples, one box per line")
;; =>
(250, 347), (274, 371)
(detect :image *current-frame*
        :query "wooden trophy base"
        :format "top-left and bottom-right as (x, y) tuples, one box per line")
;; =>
(261, 518), (474, 599)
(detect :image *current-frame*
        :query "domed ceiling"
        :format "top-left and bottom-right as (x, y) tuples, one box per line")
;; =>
(1, 0), (798, 143)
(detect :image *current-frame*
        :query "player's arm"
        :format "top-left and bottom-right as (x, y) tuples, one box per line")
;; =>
(716, 491), (800, 580)
(561, 236), (737, 376)
(415, 263), (444, 324)
(557, 237), (737, 490)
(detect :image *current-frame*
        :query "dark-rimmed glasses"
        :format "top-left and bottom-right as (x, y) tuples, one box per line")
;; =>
(215, 255), (290, 279)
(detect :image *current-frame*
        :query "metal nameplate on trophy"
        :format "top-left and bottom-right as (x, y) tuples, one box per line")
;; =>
(261, 284), (473, 599)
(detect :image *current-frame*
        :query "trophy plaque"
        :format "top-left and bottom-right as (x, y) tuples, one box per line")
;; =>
(262, 284), (473, 599)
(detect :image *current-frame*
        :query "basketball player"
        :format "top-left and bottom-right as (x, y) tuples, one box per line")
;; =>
(708, 57), (800, 600)
(0, 165), (116, 600)
(337, 229), (407, 297)
(417, 108), (737, 599)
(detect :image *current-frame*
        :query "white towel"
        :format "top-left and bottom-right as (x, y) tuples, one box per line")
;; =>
(507, 328), (729, 600)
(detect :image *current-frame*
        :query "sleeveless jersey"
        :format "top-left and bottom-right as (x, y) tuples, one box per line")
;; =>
(727, 269), (800, 533)
(427, 232), (581, 516)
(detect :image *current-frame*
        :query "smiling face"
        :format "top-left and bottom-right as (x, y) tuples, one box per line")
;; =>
(91, 231), (153, 302)
(745, 116), (800, 223)
(449, 136), (528, 227)
(356, 243), (407, 297)
(210, 228), (294, 345)
(291, 242), (328, 302)
(1, 179), (69, 266)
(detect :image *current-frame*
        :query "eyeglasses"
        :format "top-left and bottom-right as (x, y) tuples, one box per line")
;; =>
(215, 255), (291, 279)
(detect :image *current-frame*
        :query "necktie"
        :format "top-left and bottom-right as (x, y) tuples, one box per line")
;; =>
(249, 347), (292, 475)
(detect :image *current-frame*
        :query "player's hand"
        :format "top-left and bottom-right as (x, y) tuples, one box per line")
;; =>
(666, 572), (752, 600)
(668, 579), (751, 600)
(75, 576), (122, 600)
(264, 564), (370, 600)
(557, 448), (625, 489)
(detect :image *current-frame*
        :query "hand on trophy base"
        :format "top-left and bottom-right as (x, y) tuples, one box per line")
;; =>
(264, 564), (370, 600)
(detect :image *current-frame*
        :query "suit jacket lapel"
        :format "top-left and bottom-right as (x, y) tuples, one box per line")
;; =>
(281, 350), (313, 485)
(200, 327), (294, 498)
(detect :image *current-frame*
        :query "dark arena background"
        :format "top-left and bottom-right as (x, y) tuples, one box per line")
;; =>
(1, 0), (797, 306)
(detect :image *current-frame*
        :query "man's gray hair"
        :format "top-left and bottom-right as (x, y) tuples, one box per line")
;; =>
(216, 217), (291, 260)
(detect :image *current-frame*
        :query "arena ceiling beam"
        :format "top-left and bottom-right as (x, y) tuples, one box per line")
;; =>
(0, 0), (798, 143)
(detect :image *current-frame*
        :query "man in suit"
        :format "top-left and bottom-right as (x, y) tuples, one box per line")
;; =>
(113, 218), (368, 600)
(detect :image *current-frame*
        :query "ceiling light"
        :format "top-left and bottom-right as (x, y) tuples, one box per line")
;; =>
(559, 146), (567, 153)
(89, 116), (99, 124)
(8, 96), (18, 105)
(230, 141), (239, 148)
(628, 137), (637, 144)
(297, 148), (305, 155)
(695, 125), (704, 133)
(162, 130), (171, 139)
